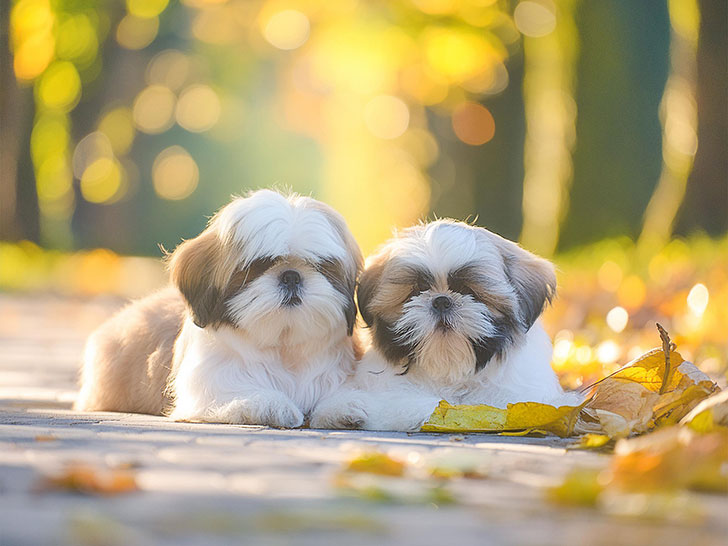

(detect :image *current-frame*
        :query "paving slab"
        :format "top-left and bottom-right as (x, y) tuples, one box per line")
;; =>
(0, 294), (725, 546)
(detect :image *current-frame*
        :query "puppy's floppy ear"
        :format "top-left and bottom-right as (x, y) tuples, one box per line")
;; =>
(492, 235), (556, 331)
(168, 229), (233, 328)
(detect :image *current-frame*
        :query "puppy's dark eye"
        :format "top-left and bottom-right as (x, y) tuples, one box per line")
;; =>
(448, 278), (475, 297)
(416, 277), (430, 292)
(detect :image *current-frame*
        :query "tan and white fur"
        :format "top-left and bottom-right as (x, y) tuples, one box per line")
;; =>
(312, 219), (582, 431)
(75, 189), (363, 428)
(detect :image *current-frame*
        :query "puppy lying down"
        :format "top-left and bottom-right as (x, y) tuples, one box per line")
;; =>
(75, 189), (363, 427)
(313, 220), (583, 432)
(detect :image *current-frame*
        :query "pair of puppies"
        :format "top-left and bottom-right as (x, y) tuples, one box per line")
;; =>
(75, 190), (577, 431)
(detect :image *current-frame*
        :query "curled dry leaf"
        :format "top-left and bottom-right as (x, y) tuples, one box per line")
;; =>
(575, 342), (719, 439)
(421, 400), (583, 437)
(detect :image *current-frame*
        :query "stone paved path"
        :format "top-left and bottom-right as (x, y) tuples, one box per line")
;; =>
(1, 294), (725, 545)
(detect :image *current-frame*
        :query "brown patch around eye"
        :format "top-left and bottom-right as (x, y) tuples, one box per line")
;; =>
(448, 266), (479, 297)
(316, 258), (357, 335)
(224, 257), (275, 298)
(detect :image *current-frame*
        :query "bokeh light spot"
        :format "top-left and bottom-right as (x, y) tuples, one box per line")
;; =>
(514, 1), (557, 38)
(606, 306), (629, 333)
(596, 340), (620, 364)
(31, 115), (69, 165)
(126, 0), (169, 19)
(13, 34), (55, 81)
(424, 28), (492, 83)
(176, 85), (221, 132)
(152, 146), (199, 200)
(73, 132), (114, 179)
(98, 108), (136, 155)
(452, 102), (496, 146)
(116, 14), (159, 50)
(80, 158), (125, 204)
(36, 61), (81, 111)
(10, 0), (55, 80)
(364, 95), (410, 139)
(146, 50), (190, 90)
(55, 14), (98, 66)
(36, 154), (72, 202)
(617, 275), (647, 309)
(686, 283), (709, 317)
(263, 10), (310, 50)
(597, 260), (623, 292)
(133, 85), (176, 134)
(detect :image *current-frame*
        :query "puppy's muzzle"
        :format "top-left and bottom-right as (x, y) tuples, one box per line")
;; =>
(280, 269), (302, 306)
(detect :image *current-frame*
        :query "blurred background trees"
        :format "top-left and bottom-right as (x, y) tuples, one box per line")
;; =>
(1, 0), (725, 257)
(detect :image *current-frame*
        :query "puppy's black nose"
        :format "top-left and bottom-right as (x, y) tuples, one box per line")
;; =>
(432, 295), (452, 313)
(280, 270), (301, 288)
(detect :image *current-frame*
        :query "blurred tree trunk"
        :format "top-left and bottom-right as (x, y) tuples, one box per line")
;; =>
(560, 1), (670, 250)
(675, 0), (728, 236)
(428, 52), (526, 242)
(0, 2), (39, 242)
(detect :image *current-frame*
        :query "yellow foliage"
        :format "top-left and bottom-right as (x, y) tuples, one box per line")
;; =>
(421, 400), (583, 437)
(344, 452), (406, 477)
(681, 390), (728, 433)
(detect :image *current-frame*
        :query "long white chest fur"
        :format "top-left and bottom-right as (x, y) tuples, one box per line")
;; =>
(169, 318), (354, 425)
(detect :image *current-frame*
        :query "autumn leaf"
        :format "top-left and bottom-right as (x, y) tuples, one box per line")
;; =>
(421, 400), (583, 437)
(39, 464), (138, 495)
(680, 389), (728, 433)
(609, 426), (728, 493)
(546, 469), (603, 506)
(575, 433), (612, 449)
(575, 330), (719, 438)
(344, 452), (406, 477)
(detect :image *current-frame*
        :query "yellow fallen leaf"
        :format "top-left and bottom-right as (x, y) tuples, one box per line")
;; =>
(577, 433), (611, 449)
(587, 347), (685, 394)
(680, 389), (728, 433)
(546, 469), (603, 506)
(652, 382), (717, 428)
(421, 400), (582, 437)
(345, 452), (406, 477)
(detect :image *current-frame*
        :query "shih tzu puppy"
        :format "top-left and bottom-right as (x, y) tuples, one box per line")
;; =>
(312, 219), (581, 431)
(75, 189), (363, 427)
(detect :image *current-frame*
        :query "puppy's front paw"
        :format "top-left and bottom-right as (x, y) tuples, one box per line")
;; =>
(215, 392), (304, 428)
(310, 393), (369, 430)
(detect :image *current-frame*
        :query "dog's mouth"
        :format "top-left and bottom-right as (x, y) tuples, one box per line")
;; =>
(435, 318), (453, 332)
(282, 294), (302, 307)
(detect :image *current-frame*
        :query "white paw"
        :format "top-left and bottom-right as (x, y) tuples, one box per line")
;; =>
(309, 393), (369, 430)
(214, 392), (304, 428)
